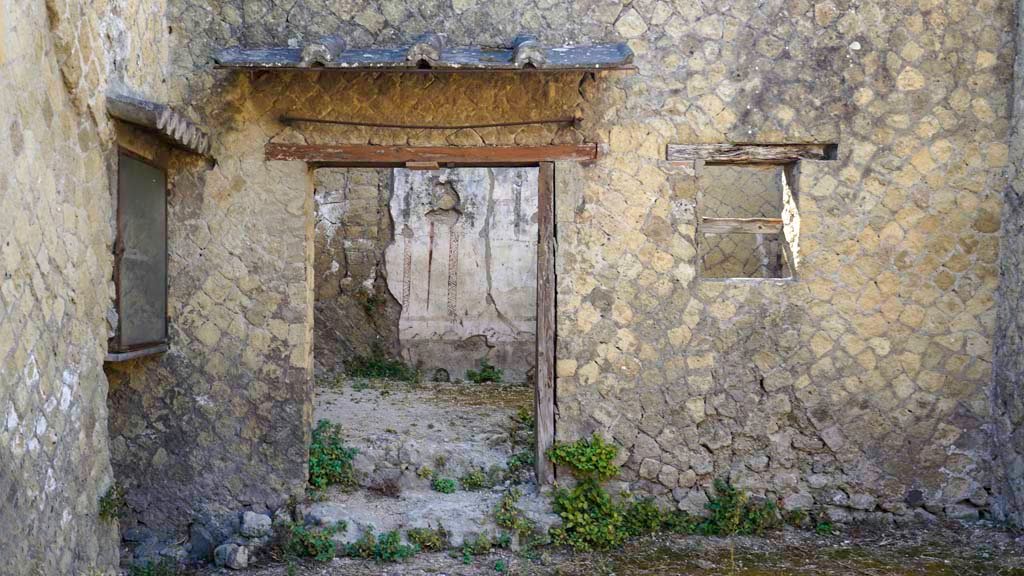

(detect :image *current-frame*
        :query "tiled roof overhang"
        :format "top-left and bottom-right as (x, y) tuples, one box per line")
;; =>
(213, 33), (635, 72)
(106, 92), (212, 156)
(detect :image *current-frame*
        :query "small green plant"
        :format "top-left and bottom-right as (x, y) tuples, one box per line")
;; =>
(494, 488), (535, 537)
(460, 469), (490, 491)
(622, 497), (663, 537)
(347, 345), (418, 381)
(460, 533), (493, 563)
(783, 508), (808, 527)
(287, 522), (343, 561)
(698, 479), (779, 536)
(495, 559), (508, 573)
(308, 419), (359, 490)
(816, 521), (834, 535)
(128, 560), (177, 576)
(550, 479), (627, 551)
(661, 509), (699, 534)
(346, 530), (377, 559)
(506, 450), (535, 477)
(514, 406), (535, 430)
(547, 434), (625, 551)
(407, 526), (448, 551)
(374, 530), (418, 562)
(346, 529), (418, 562)
(432, 476), (457, 494)
(547, 434), (620, 482)
(98, 484), (126, 523)
(466, 360), (503, 383)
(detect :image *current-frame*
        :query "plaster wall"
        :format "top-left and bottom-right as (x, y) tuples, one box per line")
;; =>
(385, 167), (538, 382)
(115, 0), (1020, 535)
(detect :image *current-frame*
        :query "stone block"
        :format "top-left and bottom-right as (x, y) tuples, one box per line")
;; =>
(214, 543), (249, 570)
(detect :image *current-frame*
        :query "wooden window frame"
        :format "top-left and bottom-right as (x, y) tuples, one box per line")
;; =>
(107, 148), (170, 361)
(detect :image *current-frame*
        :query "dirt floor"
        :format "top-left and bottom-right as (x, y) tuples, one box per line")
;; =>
(194, 523), (1024, 575)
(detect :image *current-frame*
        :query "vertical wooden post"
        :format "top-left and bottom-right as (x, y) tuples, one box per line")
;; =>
(535, 162), (556, 484)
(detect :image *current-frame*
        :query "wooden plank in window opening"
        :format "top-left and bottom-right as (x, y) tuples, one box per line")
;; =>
(667, 143), (836, 164)
(113, 152), (168, 352)
(535, 162), (556, 484)
(701, 217), (784, 234)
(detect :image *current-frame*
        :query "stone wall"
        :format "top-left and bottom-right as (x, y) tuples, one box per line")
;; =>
(313, 168), (400, 375)
(127, 0), (1021, 535)
(385, 168), (538, 382)
(0, 0), (169, 572)
(992, 0), (1024, 528)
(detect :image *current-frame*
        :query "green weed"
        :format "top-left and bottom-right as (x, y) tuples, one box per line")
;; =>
(431, 476), (457, 494)
(698, 479), (780, 536)
(346, 530), (418, 562)
(460, 469), (490, 491)
(287, 522), (343, 561)
(308, 420), (359, 490)
(347, 346), (418, 382)
(466, 360), (503, 383)
(407, 526), (448, 551)
(128, 560), (177, 576)
(494, 488), (536, 537)
(98, 484), (126, 523)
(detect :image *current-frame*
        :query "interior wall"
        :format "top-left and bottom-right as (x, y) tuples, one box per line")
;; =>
(385, 167), (539, 382)
(313, 168), (400, 376)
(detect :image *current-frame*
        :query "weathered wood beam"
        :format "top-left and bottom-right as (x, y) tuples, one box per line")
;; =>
(667, 143), (836, 164)
(701, 217), (784, 234)
(535, 162), (556, 485)
(404, 161), (440, 170)
(265, 143), (599, 165)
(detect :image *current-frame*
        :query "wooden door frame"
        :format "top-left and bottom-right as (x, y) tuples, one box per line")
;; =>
(283, 146), (570, 484)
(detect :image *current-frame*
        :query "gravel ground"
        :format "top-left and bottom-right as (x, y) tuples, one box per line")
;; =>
(191, 522), (1024, 576)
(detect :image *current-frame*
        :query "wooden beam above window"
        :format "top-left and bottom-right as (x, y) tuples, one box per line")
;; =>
(265, 143), (599, 166)
(667, 143), (837, 165)
(701, 217), (784, 234)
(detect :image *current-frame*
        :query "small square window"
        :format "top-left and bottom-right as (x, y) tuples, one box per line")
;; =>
(108, 151), (169, 360)
(697, 164), (799, 279)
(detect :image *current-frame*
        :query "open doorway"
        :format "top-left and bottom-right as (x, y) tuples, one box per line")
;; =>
(308, 165), (556, 545)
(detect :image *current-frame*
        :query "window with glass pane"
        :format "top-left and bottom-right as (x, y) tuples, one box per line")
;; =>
(111, 152), (168, 353)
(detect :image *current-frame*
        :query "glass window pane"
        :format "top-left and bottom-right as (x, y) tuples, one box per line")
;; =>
(117, 153), (167, 348)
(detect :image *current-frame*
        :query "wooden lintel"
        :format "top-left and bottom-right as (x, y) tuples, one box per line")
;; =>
(265, 143), (599, 166)
(405, 161), (440, 170)
(667, 143), (836, 164)
(701, 217), (784, 234)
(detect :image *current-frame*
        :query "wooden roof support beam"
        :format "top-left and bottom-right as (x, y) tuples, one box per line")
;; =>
(667, 143), (837, 164)
(265, 143), (599, 166)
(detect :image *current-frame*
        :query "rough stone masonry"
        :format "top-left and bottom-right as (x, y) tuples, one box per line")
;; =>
(3, 0), (1024, 573)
